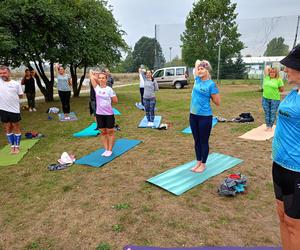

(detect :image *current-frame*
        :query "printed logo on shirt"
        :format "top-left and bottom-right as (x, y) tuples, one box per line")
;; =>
(279, 109), (290, 117)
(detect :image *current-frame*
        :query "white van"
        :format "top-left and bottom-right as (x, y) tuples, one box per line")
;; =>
(152, 66), (189, 89)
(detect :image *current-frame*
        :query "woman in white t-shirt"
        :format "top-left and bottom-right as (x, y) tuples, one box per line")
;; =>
(89, 70), (118, 157)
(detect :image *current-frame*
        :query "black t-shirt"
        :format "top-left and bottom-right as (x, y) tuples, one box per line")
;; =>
(24, 77), (35, 93)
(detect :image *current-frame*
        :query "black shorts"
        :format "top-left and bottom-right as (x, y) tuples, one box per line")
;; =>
(0, 110), (21, 123)
(273, 161), (300, 219)
(96, 114), (115, 129)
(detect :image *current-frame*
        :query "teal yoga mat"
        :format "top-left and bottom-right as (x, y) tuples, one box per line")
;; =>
(182, 117), (218, 134)
(147, 153), (243, 195)
(113, 108), (121, 115)
(139, 116), (161, 128)
(73, 122), (99, 137)
(75, 138), (142, 167)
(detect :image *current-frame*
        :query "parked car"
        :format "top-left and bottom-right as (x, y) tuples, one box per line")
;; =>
(152, 66), (189, 89)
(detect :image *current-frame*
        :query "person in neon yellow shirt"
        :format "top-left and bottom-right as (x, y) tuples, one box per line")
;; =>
(262, 66), (284, 131)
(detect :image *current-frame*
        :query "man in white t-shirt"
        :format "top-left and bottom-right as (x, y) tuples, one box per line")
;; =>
(0, 65), (23, 154)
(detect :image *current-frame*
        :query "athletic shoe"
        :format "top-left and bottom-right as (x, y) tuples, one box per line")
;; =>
(147, 122), (154, 127)
(101, 150), (108, 156)
(105, 151), (112, 157)
(33, 108), (37, 112)
(29, 108), (33, 112)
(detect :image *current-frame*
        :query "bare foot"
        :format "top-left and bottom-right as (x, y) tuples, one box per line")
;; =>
(191, 161), (201, 171)
(193, 164), (206, 173)
(14, 147), (20, 154)
(10, 147), (15, 154)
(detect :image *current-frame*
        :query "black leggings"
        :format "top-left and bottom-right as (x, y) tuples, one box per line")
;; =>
(58, 91), (71, 114)
(26, 92), (35, 108)
(189, 113), (212, 163)
(140, 87), (144, 105)
(273, 162), (300, 219)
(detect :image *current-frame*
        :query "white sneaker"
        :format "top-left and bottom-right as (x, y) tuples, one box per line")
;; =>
(29, 108), (33, 112)
(33, 108), (37, 112)
(147, 122), (154, 127)
(101, 150), (108, 156)
(105, 151), (112, 157)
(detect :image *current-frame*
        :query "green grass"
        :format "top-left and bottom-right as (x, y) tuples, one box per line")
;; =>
(0, 83), (281, 249)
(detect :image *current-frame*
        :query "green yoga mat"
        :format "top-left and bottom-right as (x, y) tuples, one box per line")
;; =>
(147, 153), (243, 195)
(0, 139), (39, 166)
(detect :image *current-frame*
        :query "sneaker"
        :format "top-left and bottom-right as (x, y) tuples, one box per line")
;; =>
(105, 151), (112, 157)
(147, 122), (154, 127)
(64, 116), (71, 120)
(33, 108), (37, 112)
(29, 108), (33, 112)
(101, 150), (108, 156)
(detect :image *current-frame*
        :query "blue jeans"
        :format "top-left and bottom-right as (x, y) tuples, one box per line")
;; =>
(189, 113), (212, 163)
(143, 98), (156, 122)
(262, 97), (280, 128)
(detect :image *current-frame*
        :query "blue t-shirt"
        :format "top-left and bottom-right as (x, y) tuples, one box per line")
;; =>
(190, 77), (219, 116)
(272, 89), (300, 172)
(57, 74), (71, 91)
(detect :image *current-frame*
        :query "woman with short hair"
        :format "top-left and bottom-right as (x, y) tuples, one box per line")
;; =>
(189, 60), (220, 173)
(262, 66), (284, 131)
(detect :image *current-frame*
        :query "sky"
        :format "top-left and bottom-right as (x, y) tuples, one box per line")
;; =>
(107, 0), (300, 58)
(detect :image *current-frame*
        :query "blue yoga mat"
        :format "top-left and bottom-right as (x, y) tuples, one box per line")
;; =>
(147, 153), (243, 195)
(73, 122), (99, 137)
(113, 108), (121, 115)
(75, 138), (142, 167)
(58, 112), (78, 121)
(139, 116), (161, 128)
(182, 117), (218, 134)
(124, 246), (281, 250)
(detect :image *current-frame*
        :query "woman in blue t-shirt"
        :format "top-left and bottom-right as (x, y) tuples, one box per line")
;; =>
(189, 60), (220, 173)
(272, 45), (300, 249)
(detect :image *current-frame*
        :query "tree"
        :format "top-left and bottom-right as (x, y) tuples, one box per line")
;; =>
(164, 56), (185, 67)
(181, 0), (244, 77)
(221, 53), (246, 79)
(132, 37), (165, 70)
(0, 0), (126, 100)
(264, 37), (289, 56)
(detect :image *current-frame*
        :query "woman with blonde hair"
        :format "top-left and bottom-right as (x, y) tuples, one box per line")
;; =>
(190, 60), (220, 173)
(89, 70), (118, 157)
(262, 65), (284, 131)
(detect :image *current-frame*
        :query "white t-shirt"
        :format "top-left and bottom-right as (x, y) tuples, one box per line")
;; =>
(94, 85), (116, 115)
(0, 79), (23, 113)
(139, 72), (145, 88)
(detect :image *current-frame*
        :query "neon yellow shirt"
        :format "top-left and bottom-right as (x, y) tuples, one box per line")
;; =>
(263, 76), (284, 100)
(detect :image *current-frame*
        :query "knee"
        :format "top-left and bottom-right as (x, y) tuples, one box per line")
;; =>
(100, 129), (107, 136)
(107, 129), (114, 136)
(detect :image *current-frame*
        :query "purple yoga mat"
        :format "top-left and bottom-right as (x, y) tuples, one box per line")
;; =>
(124, 246), (281, 250)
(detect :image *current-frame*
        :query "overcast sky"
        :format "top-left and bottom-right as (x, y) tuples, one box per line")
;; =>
(107, 0), (300, 57)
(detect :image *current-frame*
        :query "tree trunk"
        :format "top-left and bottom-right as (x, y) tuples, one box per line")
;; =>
(70, 64), (78, 97)
(74, 64), (87, 97)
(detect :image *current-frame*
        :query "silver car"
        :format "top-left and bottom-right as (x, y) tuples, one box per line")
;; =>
(152, 66), (189, 89)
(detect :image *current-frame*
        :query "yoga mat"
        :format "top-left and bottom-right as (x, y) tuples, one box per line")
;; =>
(147, 153), (243, 195)
(58, 112), (78, 121)
(73, 122), (99, 137)
(138, 116), (162, 128)
(0, 139), (40, 166)
(124, 246), (281, 250)
(75, 138), (142, 167)
(113, 108), (121, 115)
(182, 117), (218, 134)
(238, 124), (275, 141)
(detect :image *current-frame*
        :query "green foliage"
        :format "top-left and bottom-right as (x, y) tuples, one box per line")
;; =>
(263, 37), (289, 56)
(221, 53), (246, 79)
(0, 0), (126, 99)
(181, 0), (244, 76)
(132, 36), (165, 70)
(112, 224), (123, 233)
(112, 203), (130, 210)
(95, 243), (111, 250)
(164, 56), (185, 67)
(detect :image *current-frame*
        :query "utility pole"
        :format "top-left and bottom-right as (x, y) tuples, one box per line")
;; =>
(217, 22), (222, 84)
(154, 24), (158, 69)
(169, 47), (172, 63)
(293, 15), (300, 48)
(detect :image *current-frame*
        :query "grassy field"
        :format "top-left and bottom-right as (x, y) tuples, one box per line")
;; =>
(0, 81), (284, 249)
